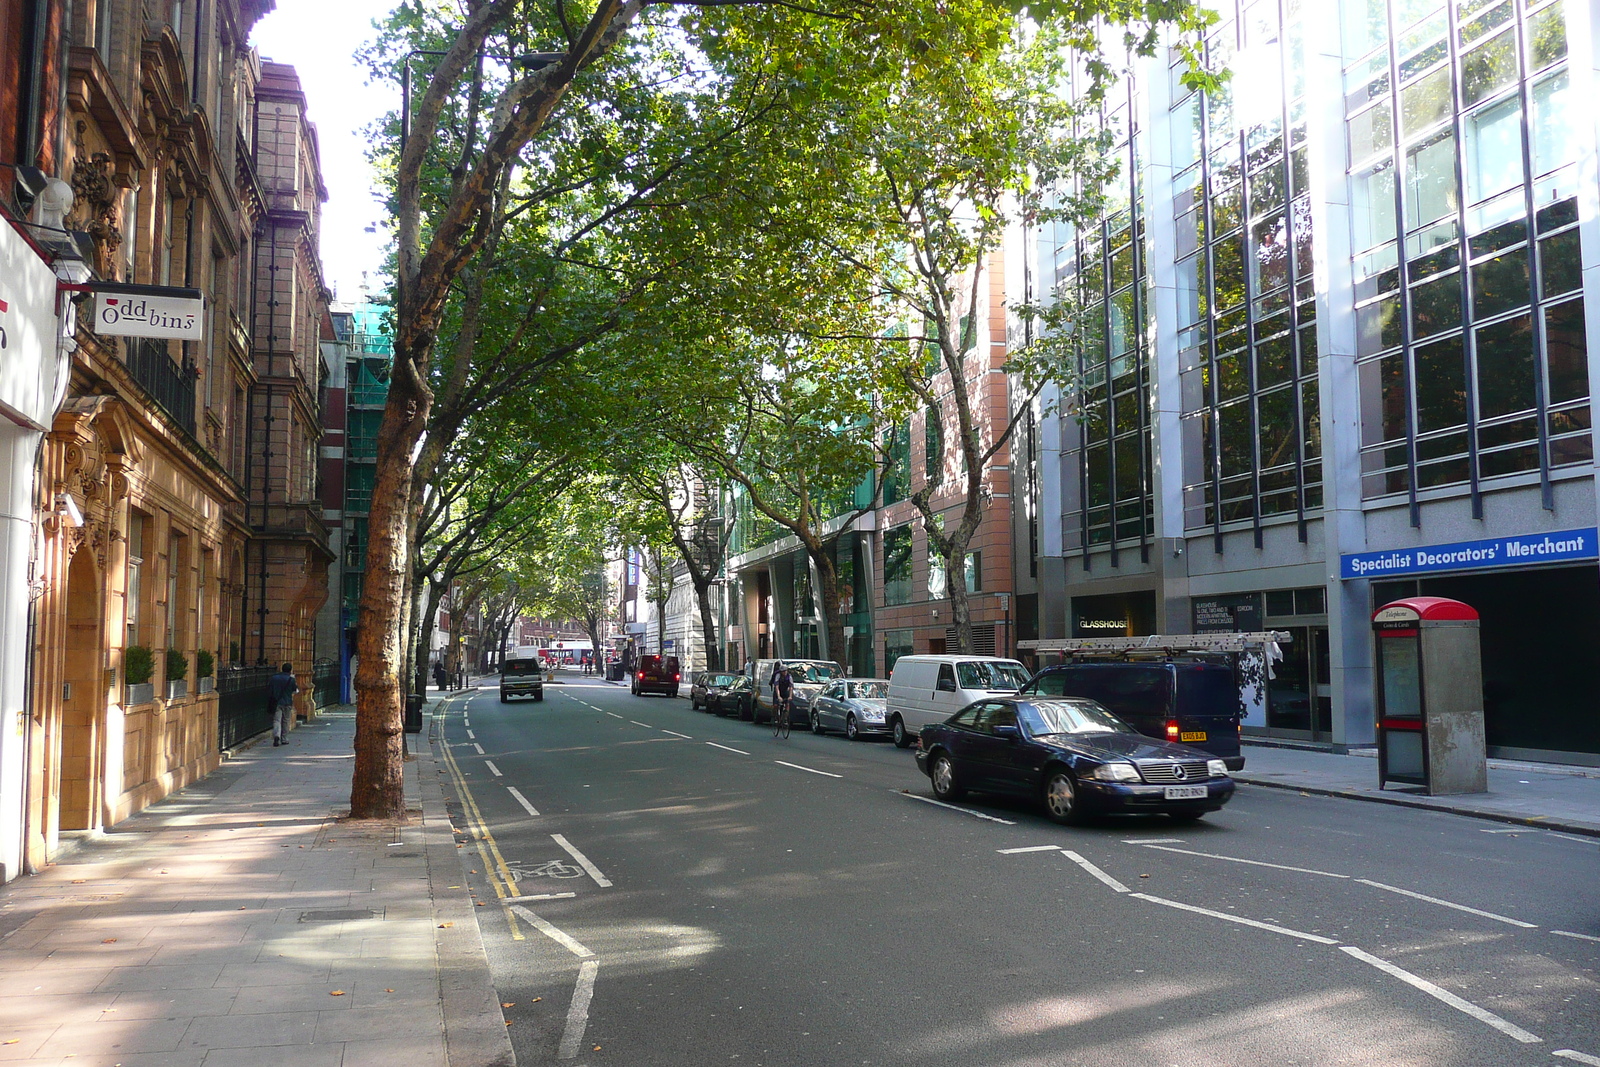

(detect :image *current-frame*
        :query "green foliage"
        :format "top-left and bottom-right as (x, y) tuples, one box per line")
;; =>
(165, 648), (188, 683)
(196, 649), (215, 679)
(125, 645), (154, 687)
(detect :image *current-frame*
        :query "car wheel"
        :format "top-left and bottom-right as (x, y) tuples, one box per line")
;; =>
(891, 717), (911, 749)
(810, 710), (823, 735)
(930, 752), (965, 801)
(534, 692), (544, 703)
(499, 693), (507, 704)
(845, 714), (860, 741)
(740, 698), (753, 722)
(1042, 767), (1082, 825)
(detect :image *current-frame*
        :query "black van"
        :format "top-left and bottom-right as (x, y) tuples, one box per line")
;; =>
(1018, 662), (1244, 770)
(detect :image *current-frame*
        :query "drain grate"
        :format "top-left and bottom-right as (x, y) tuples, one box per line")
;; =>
(298, 908), (381, 922)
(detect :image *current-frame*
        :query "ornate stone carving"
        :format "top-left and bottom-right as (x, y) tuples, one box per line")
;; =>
(70, 141), (122, 277)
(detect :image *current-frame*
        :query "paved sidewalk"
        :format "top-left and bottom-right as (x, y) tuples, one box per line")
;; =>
(0, 698), (513, 1067)
(1237, 741), (1600, 836)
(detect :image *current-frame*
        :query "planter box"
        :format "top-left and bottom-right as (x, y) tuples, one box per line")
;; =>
(166, 679), (188, 700)
(198, 676), (215, 694)
(125, 682), (155, 705)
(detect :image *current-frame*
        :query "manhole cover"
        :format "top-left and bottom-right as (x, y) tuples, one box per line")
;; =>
(299, 909), (380, 922)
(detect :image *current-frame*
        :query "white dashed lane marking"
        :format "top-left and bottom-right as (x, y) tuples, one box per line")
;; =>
(896, 791), (1017, 825)
(775, 760), (843, 779)
(484, 760), (502, 777)
(1062, 849), (1130, 893)
(1356, 879), (1537, 928)
(1341, 946), (1542, 1043)
(506, 787), (539, 818)
(552, 833), (613, 888)
(707, 742), (749, 755)
(1130, 893), (1339, 945)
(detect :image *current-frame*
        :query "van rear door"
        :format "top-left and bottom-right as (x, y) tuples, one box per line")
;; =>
(1174, 666), (1242, 760)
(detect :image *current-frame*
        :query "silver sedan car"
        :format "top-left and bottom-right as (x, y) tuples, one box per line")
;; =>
(809, 679), (892, 740)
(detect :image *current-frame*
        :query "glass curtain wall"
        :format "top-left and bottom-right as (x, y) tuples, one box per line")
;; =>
(1348, 0), (1588, 512)
(1060, 75), (1155, 566)
(1177, 0), (1322, 549)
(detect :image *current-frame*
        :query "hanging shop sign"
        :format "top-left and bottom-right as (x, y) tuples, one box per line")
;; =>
(1340, 527), (1599, 580)
(91, 283), (204, 339)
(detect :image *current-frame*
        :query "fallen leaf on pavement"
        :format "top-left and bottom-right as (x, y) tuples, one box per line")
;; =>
(502, 1003), (514, 1008)
(438, 922), (454, 928)
(1139, 873), (1150, 878)
(531, 997), (541, 1003)
(102, 938), (116, 943)
(329, 990), (345, 996)
(386, 989), (395, 993)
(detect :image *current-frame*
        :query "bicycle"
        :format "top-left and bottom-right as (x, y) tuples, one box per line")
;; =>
(772, 694), (792, 739)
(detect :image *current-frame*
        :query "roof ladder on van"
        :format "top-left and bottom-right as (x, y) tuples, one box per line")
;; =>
(1018, 632), (1292, 671)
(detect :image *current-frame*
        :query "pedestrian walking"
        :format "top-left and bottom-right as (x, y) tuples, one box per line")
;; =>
(269, 662), (298, 747)
(432, 660), (447, 691)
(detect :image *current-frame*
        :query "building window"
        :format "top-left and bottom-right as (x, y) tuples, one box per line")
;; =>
(923, 408), (943, 486)
(882, 628), (914, 675)
(882, 422), (910, 506)
(1175, 4), (1321, 543)
(1351, 0), (1589, 502)
(883, 526), (912, 606)
(965, 549), (982, 593)
(928, 546), (946, 600)
(125, 511), (145, 647)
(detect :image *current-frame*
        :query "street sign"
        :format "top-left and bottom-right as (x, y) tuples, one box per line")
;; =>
(92, 284), (204, 339)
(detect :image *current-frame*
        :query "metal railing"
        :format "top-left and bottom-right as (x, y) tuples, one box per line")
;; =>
(217, 666), (274, 750)
(313, 661), (341, 709)
(127, 338), (197, 435)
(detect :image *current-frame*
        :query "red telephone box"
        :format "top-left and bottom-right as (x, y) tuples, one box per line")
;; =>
(1372, 597), (1487, 794)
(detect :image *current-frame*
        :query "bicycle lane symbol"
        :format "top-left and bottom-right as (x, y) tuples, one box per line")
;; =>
(505, 859), (585, 884)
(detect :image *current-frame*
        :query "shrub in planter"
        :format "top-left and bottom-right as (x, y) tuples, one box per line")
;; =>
(125, 645), (155, 686)
(166, 648), (188, 682)
(196, 649), (215, 679)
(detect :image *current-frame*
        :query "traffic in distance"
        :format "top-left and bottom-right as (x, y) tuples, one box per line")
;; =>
(527, 651), (1242, 824)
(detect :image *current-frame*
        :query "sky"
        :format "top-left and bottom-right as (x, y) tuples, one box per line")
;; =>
(250, 0), (398, 306)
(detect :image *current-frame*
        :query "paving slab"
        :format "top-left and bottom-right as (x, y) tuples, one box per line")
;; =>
(0, 702), (514, 1066)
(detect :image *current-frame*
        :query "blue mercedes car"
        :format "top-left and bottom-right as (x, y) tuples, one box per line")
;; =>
(914, 696), (1235, 824)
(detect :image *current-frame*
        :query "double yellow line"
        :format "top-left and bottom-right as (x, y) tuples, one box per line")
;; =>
(437, 698), (525, 941)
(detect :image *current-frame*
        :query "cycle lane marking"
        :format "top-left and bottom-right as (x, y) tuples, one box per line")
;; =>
(559, 959), (600, 1060)
(503, 891), (577, 904)
(661, 729), (693, 739)
(1554, 1050), (1600, 1065)
(507, 787), (540, 818)
(1341, 946), (1542, 1043)
(1552, 930), (1600, 943)
(1136, 843), (1349, 879)
(552, 833), (613, 888)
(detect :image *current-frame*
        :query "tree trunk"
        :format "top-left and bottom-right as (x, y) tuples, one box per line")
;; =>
(806, 541), (847, 671)
(413, 578), (445, 696)
(693, 578), (721, 671)
(351, 359), (429, 819)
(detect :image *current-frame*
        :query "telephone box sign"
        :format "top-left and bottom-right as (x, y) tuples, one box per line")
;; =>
(93, 284), (204, 339)
(1340, 527), (1598, 580)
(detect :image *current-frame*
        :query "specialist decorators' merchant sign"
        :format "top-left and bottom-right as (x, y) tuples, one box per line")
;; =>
(1340, 527), (1599, 580)
(92, 284), (204, 339)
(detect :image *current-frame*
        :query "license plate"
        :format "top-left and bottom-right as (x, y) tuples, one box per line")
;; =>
(1180, 731), (1207, 742)
(1164, 785), (1208, 800)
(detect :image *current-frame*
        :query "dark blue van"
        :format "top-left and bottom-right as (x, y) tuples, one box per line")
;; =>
(1017, 662), (1245, 770)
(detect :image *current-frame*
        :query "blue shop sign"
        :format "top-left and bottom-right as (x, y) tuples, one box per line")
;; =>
(1341, 527), (1599, 580)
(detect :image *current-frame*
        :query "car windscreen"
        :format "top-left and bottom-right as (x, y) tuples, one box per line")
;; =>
(711, 674), (739, 686)
(501, 659), (540, 677)
(1019, 699), (1131, 736)
(956, 661), (1028, 691)
(792, 663), (840, 683)
(847, 681), (888, 700)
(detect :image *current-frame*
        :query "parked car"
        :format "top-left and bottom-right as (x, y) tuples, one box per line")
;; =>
(690, 672), (741, 711)
(499, 656), (545, 703)
(1017, 662), (1245, 770)
(631, 654), (681, 697)
(746, 658), (844, 724)
(706, 675), (754, 718)
(809, 678), (891, 740)
(886, 655), (1030, 748)
(914, 696), (1235, 824)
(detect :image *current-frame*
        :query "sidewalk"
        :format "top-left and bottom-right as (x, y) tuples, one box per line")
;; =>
(0, 698), (513, 1066)
(1237, 741), (1600, 836)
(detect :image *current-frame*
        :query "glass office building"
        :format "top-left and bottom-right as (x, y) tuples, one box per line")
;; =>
(1016, 0), (1600, 763)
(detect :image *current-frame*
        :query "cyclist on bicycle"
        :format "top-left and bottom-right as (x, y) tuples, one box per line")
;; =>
(773, 665), (795, 737)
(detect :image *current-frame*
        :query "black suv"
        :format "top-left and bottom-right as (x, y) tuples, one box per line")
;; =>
(1018, 661), (1245, 770)
(631, 655), (681, 697)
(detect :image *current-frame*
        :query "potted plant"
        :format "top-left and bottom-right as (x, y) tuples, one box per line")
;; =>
(165, 647), (188, 700)
(124, 645), (155, 705)
(196, 649), (216, 694)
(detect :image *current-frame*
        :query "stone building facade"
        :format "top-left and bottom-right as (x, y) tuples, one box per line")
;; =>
(5, 0), (334, 873)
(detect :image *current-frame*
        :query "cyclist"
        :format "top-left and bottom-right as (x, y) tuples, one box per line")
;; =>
(772, 664), (795, 738)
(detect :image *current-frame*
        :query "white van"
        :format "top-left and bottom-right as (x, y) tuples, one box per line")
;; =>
(886, 655), (1031, 747)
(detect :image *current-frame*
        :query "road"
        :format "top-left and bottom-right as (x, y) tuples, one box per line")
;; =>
(435, 675), (1600, 1067)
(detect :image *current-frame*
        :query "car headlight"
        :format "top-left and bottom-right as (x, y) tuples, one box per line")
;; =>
(859, 707), (884, 720)
(1207, 759), (1227, 778)
(1091, 762), (1140, 783)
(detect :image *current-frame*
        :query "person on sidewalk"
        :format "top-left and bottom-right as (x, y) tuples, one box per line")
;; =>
(269, 662), (299, 747)
(433, 660), (447, 691)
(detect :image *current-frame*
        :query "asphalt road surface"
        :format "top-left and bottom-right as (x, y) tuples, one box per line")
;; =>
(435, 676), (1600, 1067)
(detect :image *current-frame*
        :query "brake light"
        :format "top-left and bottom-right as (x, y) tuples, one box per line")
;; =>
(1166, 719), (1180, 741)
(674, 673), (680, 681)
